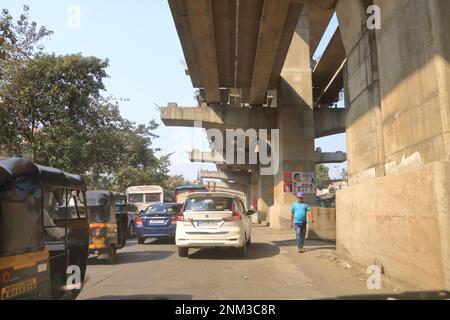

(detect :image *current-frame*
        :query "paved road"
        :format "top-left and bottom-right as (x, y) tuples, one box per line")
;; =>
(78, 226), (401, 300)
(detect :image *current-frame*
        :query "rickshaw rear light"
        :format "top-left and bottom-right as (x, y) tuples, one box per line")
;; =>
(135, 217), (143, 227)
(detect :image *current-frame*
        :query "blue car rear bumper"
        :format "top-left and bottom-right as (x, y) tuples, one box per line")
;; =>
(136, 224), (176, 238)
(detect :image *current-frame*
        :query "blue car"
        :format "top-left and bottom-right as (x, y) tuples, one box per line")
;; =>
(135, 202), (182, 244)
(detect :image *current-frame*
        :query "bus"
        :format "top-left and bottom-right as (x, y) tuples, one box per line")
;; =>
(126, 186), (175, 211)
(175, 185), (208, 204)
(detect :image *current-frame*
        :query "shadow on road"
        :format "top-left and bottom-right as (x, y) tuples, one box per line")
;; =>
(187, 243), (280, 260)
(88, 294), (193, 300)
(271, 239), (336, 251)
(330, 291), (450, 300)
(88, 250), (174, 265)
(144, 238), (176, 245)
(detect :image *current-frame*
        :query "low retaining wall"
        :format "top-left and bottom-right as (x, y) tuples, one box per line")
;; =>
(307, 207), (336, 241)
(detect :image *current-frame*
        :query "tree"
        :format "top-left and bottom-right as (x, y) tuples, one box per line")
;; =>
(0, 53), (109, 161)
(0, 6), (176, 191)
(164, 175), (201, 191)
(315, 164), (330, 190)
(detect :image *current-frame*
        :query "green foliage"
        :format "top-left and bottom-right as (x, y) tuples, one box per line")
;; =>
(0, 6), (178, 191)
(164, 175), (201, 191)
(315, 164), (330, 190)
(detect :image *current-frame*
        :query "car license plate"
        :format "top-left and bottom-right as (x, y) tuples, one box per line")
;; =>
(197, 221), (218, 227)
(149, 220), (165, 224)
(1, 278), (37, 300)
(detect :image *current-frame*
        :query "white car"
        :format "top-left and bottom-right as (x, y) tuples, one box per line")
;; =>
(175, 192), (254, 257)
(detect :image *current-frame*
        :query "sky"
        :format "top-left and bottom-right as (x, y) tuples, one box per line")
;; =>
(2, 1), (347, 180)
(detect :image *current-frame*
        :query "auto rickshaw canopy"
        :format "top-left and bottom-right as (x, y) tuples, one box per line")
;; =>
(0, 157), (86, 196)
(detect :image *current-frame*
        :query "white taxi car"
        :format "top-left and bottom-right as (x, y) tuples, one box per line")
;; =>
(175, 192), (254, 257)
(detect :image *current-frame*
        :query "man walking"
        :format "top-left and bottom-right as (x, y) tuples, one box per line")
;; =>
(290, 192), (314, 253)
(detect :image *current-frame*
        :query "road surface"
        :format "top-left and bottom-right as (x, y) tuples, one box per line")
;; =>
(78, 226), (404, 300)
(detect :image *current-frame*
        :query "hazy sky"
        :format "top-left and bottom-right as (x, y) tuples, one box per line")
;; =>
(2, 1), (347, 180)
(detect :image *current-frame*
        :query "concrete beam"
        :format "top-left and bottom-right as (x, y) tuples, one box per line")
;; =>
(161, 104), (344, 138)
(249, 0), (292, 105)
(267, 2), (304, 90)
(185, 0), (221, 103)
(189, 149), (225, 164)
(190, 149), (346, 165)
(309, 0), (337, 57)
(199, 170), (250, 184)
(313, 27), (345, 104)
(315, 148), (347, 164)
(168, 0), (201, 87)
(314, 108), (346, 138)
(316, 62), (344, 105)
(160, 104), (277, 130)
(236, 0), (264, 102)
(213, 0), (236, 88)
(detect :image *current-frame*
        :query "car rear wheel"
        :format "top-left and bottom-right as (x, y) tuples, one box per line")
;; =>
(138, 237), (145, 245)
(177, 247), (189, 257)
(237, 241), (247, 257)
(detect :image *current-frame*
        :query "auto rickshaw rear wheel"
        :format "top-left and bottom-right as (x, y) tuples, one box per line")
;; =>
(107, 246), (116, 264)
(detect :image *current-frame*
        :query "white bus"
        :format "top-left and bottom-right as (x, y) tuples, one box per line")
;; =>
(126, 185), (175, 211)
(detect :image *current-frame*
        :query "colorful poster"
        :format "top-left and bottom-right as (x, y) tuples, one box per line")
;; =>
(292, 172), (315, 195)
(282, 172), (293, 193)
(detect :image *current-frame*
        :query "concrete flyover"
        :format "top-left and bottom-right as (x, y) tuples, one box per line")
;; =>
(161, 103), (345, 138)
(189, 148), (347, 164)
(163, 0), (450, 291)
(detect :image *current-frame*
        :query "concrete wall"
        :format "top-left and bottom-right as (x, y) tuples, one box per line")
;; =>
(336, 0), (450, 289)
(307, 207), (336, 241)
(337, 0), (385, 185)
(337, 161), (450, 289)
(375, 0), (450, 169)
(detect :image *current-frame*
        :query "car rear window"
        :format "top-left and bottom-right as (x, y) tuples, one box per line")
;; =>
(185, 197), (233, 212)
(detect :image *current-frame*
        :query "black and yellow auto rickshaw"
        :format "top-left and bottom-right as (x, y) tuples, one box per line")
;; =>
(86, 191), (127, 264)
(0, 157), (90, 300)
(113, 192), (129, 245)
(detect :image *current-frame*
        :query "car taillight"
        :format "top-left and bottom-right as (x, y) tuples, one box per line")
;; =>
(223, 212), (241, 222)
(177, 212), (192, 222)
(135, 217), (143, 227)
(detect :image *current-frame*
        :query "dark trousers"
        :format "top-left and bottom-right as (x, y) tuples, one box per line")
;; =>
(294, 222), (307, 249)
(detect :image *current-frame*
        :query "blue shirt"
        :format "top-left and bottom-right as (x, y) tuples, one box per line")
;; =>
(291, 202), (311, 224)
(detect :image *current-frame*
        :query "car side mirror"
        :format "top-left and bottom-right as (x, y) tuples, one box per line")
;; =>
(246, 209), (256, 216)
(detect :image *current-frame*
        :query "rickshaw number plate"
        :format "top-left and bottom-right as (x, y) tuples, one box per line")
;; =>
(1, 278), (37, 300)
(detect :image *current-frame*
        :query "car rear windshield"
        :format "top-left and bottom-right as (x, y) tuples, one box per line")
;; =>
(185, 197), (233, 212)
(144, 203), (178, 215)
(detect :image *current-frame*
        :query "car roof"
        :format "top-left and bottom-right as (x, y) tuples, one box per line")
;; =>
(185, 191), (239, 199)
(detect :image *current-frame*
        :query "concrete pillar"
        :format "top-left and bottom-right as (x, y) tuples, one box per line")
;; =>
(257, 169), (274, 223)
(336, 0), (450, 290)
(269, 5), (316, 229)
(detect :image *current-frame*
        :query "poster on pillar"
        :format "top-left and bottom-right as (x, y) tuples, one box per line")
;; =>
(284, 171), (315, 195)
(283, 172), (293, 193)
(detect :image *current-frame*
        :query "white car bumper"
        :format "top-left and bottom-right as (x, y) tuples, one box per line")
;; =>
(176, 226), (245, 248)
